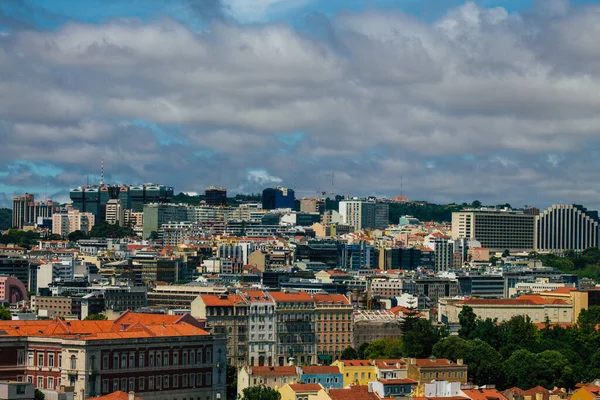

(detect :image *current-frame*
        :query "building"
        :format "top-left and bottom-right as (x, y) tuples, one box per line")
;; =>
(191, 294), (249, 366)
(378, 247), (425, 271)
(452, 208), (536, 252)
(269, 291), (316, 366)
(237, 366), (299, 393)
(341, 242), (376, 270)
(406, 358), (468, 385)
(313, 294), (353, 364)
(568, 384), (600, 400)
(328, 385), (379, 400)
(204, 187), (227, 207)
(0, 312), (226, 400)
(240, 290), (277, 367)
(331, 360), (377, 387)
(30, 296), (77, 319)
(353, 310), (403, 348)
(535, 204), (600, 252)
(432, 239), (454, 272)
(0, 381), (34, 400)
(295, 242), (341, 268)
(338, 198), (389, 230)
(52, 211), (95, 237)
(300, 199), (325, 215)
(12, 194), (58, 230)
(105, 200), (125, 226)
(0, 276), (28, 304)
(369, 378), (417, 398)
(300, 366), (343, 389)
(262, 187), (295, 210)
(374, 359), (408, 380)
(147, 285), (227, 309)
(0, 258), (31, 290)
(142, 204), (188, 239)
(278, 383), (327, 400)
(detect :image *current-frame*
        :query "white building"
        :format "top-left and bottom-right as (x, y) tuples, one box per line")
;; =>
(52, 211), (95, 237)
(105, 199), (125, 226)
(339, 198), (389, 230)
(241, 290), (277, 367)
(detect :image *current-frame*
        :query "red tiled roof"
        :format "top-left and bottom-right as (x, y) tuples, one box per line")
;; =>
(329, 385), (379, 400)
(313, 294), (350, 305)
(374, 359), (406, 370)
(339, 360), (374, 367)
(379, 378), (418, 385)
(250, 366), (297, 376)
(269, 291), (314, 303)
(302, 366), (340, 374)
(199, 294), (245, 307)
(288, 384), (323, 392)
(542, 287), (576, 294)
(413, 397), (469, 400)
(87, 391), (142, 400)
(414, 358), (463, 368)
(462, 389), (508, 400)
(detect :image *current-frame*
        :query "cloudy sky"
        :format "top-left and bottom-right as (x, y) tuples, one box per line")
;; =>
(1, 0), (600, 209)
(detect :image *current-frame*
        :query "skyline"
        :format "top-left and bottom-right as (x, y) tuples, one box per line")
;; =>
(2, 0), (600, 209)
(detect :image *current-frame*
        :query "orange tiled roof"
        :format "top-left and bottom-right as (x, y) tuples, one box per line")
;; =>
(414, 358), (463, 368)
(199, 294), (246, 307)
(288, 383), (323, 392)
(269, 291), (314, 303)
(374, 359), (406, 370)
(250, 366), (297, 376)
(460, 296), (567, 306)
(313, 294), (350, 305)
(541, 287), (577, 295)
(339, 360), (374, 367)
(86, 391), (142, 400)
(462, 388), (508, 400)
(413, 397), (469, 400)
(302, 366), (340, 374)
(329, 385), (379, 400)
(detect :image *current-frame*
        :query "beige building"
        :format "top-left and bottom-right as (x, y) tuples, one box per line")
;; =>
(300, 199), (325, 214)
(52, 211), (95, 237)
(105, 200), (124, 226)
(313, 294), (353, 363)
(278, 383), (329, 400)
(451, 209), (535, 252)
(406, 358), (468, 386)
(30, 296), (76, 318)
(237, 366), (300, 393)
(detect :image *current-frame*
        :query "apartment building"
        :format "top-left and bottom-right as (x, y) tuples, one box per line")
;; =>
(52, 211), (95, 237)
(147, 285), (227, 308)
(241, 290), (277, 367)
(0, 312), (226, 400)
(452, 208), (536, 252)
(406, 358), (468, 385)
(536, 204), (600, 252)
(237, 366), (299, 393)
(270, 291), (316, 366)
(313, 294), (353, 364)
(338, 198), (389, 230)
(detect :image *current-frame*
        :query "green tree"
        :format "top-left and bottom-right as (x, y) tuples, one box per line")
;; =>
(34, 389), (45, 400)
(68, 230), (89, 242)
(240, 386), (281, 400)
(149, 231), (160, 241)
(84, 314), (107, 320)
(500, 315), (539, 356)
(502, 249), (511, 257)
(402, 319), (447, 358)
(341, 347), (359, 360)
(458, 306), (477, 339)
(226, 365), (237, 400)
(357, 342), (369, 359)
(0, 306), (11, 320)
(364, 338), (403, 359)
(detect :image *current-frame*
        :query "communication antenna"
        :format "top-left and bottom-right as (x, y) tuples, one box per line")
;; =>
(100, 159), (104, 186)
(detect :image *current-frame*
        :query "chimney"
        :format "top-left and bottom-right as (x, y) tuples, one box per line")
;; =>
(128, 392), (135, 400)
(457, 359), (463, 365)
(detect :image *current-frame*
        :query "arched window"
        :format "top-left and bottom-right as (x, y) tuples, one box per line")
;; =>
(70, 355), (77, 370)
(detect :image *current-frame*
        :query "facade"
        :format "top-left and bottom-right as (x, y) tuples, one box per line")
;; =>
(378, 247), (424, 271)
(241, 290), (277, 367)
(0, 381), (34, 400)
(269, 291), (316, 366)
(353, 311), (403, 348)
(191, 294), (249, 367)
(278, 383), (326, 400)
(406, 358), (468, 385)
(369, 378), (417, 398)
(432, 239), (454, 272)
(313, 294), (353, 364)
(0, 258), (31, 290)
(374, 359), (408, 380)
(341, 242), (376, 270)
(452, 209), (536, 252)
(52, 212), (95, 237)
(331, 360), (377, 387)
(262, 187), (296, 210)
(0, 312), (226, 400)
(237, 366), (299, 393)
(0, 276), (28, 304)
(300, 366), (343, 389)
(105, 200), (125, 226)
(204, 186), (227, 206)
(12, 194), (58, 230)
(142, 204), (188, 239)
(338, 199), (389, 230)
(535, 204), (600, 252)
(31, 296), (76, 318)
(299, 199), (325, 215)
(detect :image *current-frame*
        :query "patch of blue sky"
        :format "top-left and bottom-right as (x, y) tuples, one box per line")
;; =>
(130, 119), (188, 146)
(276, 131), (305, 146)
(9, 161), (63, 177)
(192, 149), (218, 159)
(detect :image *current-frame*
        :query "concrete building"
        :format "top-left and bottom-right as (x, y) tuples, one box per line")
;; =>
(0, 277), (28, 305)
(0, 381), (34, 400)
(262, 187), (295, 210)
(52, 211), (95, 237)
(331, 360), (376, 387)
(452, 208), (536, 252)
(300, 198), (325, 215)
(237, 366), (299, 393)
(240, 290), (277, 367)
(204, 186), (227, 207)
(353, 310), (403, 348)
(142, 204), (188, 239)
(30, 296), (77, 319)
(0, 312), (226, 400)
(338, 198), (389, 230)
(105, 200), (125, 226)
(535, 204), (600, 252)
(406, 358), (468, 385)
(300, 366), (343, 389)
(12, 194), (58, 230)
(313, 294), (353, 364)
(432, 239), (454, 272)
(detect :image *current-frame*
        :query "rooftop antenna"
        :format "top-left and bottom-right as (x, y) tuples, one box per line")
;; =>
(100, 158), (104, 186)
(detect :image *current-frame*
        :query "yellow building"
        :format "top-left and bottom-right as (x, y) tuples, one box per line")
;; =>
(406, 358), (468, 388)
(279, 383), (330, 400)
(331, 360), (377, 387)
(569, 385), (600, 400)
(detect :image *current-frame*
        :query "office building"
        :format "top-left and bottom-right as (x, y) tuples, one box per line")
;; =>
(262, 187), (295, 210)
(204, 186), (227, 206)
(300, 198), (325, 215)
(338, 198), (389, 230)
(52, 211), (95, 237)
(142, 204), (188, 239)
(432, 239), (454, 272)
(451, 208), (536, 252)
(341, 241), (377, 270)
(0, 312), (226, 400)
(105, 199), (125, 226)
(535, 204), (600, 252)
(378, 247), (427, 271)
(12, 194), (58, 229)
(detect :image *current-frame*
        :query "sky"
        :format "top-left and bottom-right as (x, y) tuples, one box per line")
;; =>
(1, 0), (600, 209)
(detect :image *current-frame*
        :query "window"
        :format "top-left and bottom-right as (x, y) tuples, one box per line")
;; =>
(149, 354), (154, 367)
(17, 350), (25, 366)
(139, 353), (145, 367)
(183, 351), (188, 365)
(164, 375), (169, 389)
(361, 372), (365, 379)
(129, 354), (135, 368)
(206, 349), (212, 363)
(183, 374), (188, 387)
(164, 352), (169, 367)
(190, 351), (195, 365)
(173, 374), (179, 388)
(48, 377), (54, 389)
(28, 352), (34, 366)
(121, 378), (127, 391)
(103, 355), (109, 369)
(149, 377), (154, 390)
(70, 355), (77, 370)
(190, 373), (196, 387)
(156, 376), (162, 390)
(173, 352), (179, 366)
(206, 372), (211, 386)
(38, 353), (44, 367)
(48, 354), (55, 367)
(197, 350), (202, 365)
(113, 354), (119, 369)
(27, 377), (33, 384)
(129, 378), (135, 391)
(102, 380), (109, 394)
(139, 377), (145, 391)
(197, 373), (203, 386)
(156, 352), (162, 367)
(113, 379), (119, 392)
(121, 354), (127, 369)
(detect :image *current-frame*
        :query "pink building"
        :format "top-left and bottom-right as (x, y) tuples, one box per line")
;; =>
(0, 276), (28, 304)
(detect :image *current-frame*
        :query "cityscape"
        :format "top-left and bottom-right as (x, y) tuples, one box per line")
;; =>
(3, 1), (600, 400)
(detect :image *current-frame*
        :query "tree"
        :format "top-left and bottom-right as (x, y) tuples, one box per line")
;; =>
(471, 200), (482, 208)
(500, 315), (539, 355)
(241, 386), (281, 400)
(68, 230), (89, 242)
(226, 365), (237, 400)
(149, 231), (160, 241)
(502, 249), (511, 257)
(0, 306), (11, 320)
(341, 347), (359, 360)
(84, 314), (107, 320)
(34, 389), (45, 400)
(402, 319), (447, 358)
(363, 339), (403, 359)
(357, 342), (369, 359)
(458, 306), (477, 339)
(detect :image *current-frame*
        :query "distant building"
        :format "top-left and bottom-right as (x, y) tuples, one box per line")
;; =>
(0, 276), (28, 304)
(341, 242), (376, 270)
(105, 199), (124, 226)
(338, 198), (389, 230)
(204, 186), (227, 206)
(52, 211), (95, 237)
(432, 239), (454, 272)
(262, 187), (295, 210)
(535, 204), (600, 252)
(12, 194), (58, 229)
(300, 198), (325, 215)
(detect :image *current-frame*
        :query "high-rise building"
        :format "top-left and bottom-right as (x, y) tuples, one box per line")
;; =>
(262, 187), (295, 210)
(12, 194), (58, 229)
(341, 241), (377, 270)
(105, 199), (125, 226)
(52, 210), (95, 237)
(535, 204), (600, 252)
(338, 198), (389, 230)
(451, 208), (536, 252)
(204, 186), (227, 206)
(431, 239), (454, 272)
(142, 204), (188, 239)
(300, 198), (325, 214)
